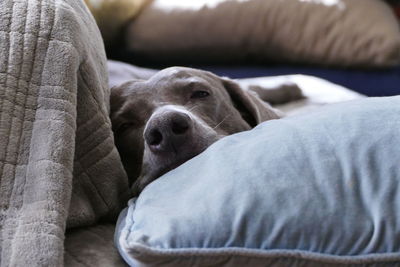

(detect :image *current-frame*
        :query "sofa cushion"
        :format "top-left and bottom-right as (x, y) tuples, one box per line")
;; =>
(85, 0), (149, 45)
(125, 0), (400, 67)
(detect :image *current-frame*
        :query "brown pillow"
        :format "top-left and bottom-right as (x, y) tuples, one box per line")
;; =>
(124, 0), (400, 67)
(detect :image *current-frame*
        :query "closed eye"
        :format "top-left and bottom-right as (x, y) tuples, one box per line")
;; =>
(190, 90), (210, 99)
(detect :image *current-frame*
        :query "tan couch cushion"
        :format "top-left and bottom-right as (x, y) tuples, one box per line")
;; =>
(125, 0), (400, 67)
(85, 0), (150, 45)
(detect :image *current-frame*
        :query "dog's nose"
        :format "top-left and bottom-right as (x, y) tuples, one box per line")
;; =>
(144, 111), (192, 153)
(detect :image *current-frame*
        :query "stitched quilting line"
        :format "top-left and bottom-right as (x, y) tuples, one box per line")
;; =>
(0, 0), (15, 182)
(75, 134), (116, 172)
(76, 112), (107, 148)
(75, 125), (110, 160)
(73, 160), (111, 214)
(73, 143), (127, 216)
(17, 0), (56, 210)
(0, 66), (81, 89)
(10, 0), (32, 174)
(0, 81), (77, 113)
(75, 137), (116, 181)
(77, 60), (112, 130)
(0, 89), (77, 130)
(72, 67), (116, 211)
(74, 137), (116, 211)
(5, 0), (41, 214)
(1, 1), (32, 220)
(1, 99), (35, 115)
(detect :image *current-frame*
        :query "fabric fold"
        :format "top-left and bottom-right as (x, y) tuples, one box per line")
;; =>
(0, 0), (129, 265)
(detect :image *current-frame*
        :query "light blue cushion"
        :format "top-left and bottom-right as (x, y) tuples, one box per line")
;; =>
(116, 96), (400, 266)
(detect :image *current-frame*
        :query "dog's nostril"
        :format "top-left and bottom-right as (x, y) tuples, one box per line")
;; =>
(171, 118), (190, 135)
(149, 129), (163, 146)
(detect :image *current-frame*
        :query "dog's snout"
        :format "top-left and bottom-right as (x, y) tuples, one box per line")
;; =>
(144, 111), (192, 153)
(171, 114), (190, 135)
(147, 129), (163, 146)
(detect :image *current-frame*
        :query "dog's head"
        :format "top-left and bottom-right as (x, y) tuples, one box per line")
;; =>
(110, 67), (280, 194)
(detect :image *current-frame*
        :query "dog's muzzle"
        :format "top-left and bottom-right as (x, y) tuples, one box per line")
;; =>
(144, 109), (193, 154)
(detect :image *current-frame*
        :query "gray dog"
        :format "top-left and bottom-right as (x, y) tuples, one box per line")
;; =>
(110, 65), (301, 194)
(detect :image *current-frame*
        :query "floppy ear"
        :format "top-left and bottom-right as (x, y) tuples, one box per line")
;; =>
(110, 79), (145, 116)
(221, 78), (282, 127)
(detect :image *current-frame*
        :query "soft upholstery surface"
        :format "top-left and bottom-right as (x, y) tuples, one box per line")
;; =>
(65, 224), (127, 266)
(84, 0), (150, 46)
(125, 0), (400, 67)
(117, 96), (400, 266)
(108, 60), (157, 88)
(0, 0), (129, 265)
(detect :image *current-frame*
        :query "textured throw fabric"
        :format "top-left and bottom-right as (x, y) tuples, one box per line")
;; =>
(116, 96), (400, 266)
(0, 0), (129, 265)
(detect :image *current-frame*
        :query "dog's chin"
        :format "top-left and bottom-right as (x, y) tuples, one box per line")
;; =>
(132, 135), (221, 196)
(132, 157), (190, 195)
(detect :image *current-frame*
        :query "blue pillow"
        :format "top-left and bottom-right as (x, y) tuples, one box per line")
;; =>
(115, 96), (400, 266)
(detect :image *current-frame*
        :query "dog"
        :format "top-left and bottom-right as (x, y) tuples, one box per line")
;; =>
(110, 66), (302, 195)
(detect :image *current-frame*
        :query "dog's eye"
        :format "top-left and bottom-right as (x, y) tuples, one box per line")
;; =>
(190, 90), (210, 99)
(118, 122), (135, 133)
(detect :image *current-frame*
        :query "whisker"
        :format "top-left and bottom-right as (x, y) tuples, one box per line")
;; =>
(213, 114), (231, 130)
(188, 105), (199, 112)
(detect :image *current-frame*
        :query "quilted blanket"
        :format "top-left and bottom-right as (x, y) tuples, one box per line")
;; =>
(0, 0), (130, 265)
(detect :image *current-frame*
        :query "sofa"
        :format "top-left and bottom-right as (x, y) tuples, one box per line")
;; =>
(1, 0), (399, 266)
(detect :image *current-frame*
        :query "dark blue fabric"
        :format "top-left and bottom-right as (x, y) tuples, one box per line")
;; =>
(198, 64), (400, 97)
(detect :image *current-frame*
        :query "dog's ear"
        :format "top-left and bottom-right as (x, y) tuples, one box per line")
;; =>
(110, 79), (144, 116)
(221, 78), (282, 127)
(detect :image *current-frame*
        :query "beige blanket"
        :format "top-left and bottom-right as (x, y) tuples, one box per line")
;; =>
(0, 0), (129, 265)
